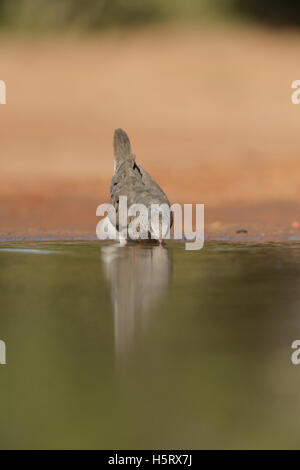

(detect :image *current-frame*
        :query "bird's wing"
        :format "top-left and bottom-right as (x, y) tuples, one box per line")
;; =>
(110, 160), (171, 226)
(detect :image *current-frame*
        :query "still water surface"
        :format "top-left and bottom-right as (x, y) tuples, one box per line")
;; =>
(1, 241), (300, 449)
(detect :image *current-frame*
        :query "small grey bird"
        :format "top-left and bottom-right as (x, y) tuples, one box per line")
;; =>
(108, 128), (172, 245)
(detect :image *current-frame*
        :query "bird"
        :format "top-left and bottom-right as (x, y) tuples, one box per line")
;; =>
(105, 128), (172, 245)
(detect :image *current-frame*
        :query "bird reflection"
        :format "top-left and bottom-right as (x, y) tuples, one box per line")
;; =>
(101, 244), (172, 358)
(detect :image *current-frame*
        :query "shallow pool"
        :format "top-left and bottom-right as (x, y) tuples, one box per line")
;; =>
(1, 241), (300, 449)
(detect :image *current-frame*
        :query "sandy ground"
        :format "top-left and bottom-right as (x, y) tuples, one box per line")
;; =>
(1, 24), (300, 241)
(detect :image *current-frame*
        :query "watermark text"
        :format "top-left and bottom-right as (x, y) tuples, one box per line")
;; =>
(291, 80), (300, 104)
(0, 340), (6, 365)
(96, 197), (204, 250)
(0, 80), (6, 104)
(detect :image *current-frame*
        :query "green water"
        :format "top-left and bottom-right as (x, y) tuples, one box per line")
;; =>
(1, 241), (300, 449)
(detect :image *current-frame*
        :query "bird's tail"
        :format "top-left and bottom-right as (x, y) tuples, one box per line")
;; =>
(113, 128), (134, 167)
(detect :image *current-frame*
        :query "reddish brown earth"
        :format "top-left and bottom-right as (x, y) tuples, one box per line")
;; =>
(1, 25), (300, 241)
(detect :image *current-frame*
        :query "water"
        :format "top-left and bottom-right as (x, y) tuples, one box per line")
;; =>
(1, 241), (300, 449)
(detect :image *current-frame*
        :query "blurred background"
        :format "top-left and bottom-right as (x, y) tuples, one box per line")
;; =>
(2, 0), (300, 451)
(0, 0), (300, 239)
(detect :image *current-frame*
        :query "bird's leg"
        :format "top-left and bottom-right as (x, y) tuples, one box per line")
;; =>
(158, 239), (163, 247)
